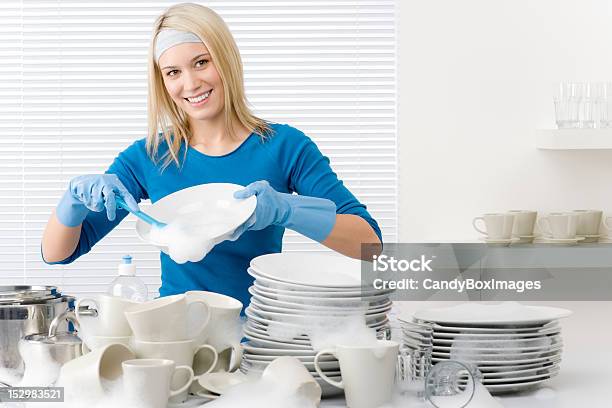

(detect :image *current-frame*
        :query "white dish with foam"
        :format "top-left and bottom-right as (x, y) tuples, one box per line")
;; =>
(135, 183), (256, 256)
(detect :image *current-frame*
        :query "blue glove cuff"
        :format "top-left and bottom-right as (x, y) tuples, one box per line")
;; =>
(56, 189), (89, 227)
(282, 195), (337, 242)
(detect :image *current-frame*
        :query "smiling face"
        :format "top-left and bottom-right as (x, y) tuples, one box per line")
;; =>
(158, 42), (225, 124)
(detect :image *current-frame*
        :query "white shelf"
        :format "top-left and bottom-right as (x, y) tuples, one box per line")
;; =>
(536, 128), (612, 150)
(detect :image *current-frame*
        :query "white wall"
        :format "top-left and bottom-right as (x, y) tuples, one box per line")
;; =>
(398, 0), (612, 241)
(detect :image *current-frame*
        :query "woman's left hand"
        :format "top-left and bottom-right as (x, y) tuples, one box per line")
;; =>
(228, 180), (336, 242)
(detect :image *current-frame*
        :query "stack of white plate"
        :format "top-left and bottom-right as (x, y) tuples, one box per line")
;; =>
(241, 252), (394, 397)
(399, 302), (571, 394)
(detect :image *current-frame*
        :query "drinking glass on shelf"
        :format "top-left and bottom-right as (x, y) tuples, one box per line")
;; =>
(601, 82), (612, 128)
(554, 82), (581, 129)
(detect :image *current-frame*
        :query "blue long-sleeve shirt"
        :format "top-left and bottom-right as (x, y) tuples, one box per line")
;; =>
(50, 123), (382, 307)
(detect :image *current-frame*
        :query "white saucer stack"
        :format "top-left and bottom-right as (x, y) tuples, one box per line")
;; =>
(241, 252), (393, 397)
(400, 302), (571, 394)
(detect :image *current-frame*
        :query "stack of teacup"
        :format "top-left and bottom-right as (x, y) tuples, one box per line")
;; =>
(58, 291), (244, 405)
(473, 209), (611, 246)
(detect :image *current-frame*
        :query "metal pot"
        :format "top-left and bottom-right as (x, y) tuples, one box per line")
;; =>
(0, 286), (75, 382)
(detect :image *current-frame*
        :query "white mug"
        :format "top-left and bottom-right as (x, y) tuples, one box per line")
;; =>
(314, 340), (399, 408)
(185, 291), (243, 350)
(472, 213), (515, 239)
(572, 209), (603, 237)
(133, 339), (218, 403)
(81, 335), (132, 353)
(261, 356), (321, 405)
(124, 294), (210, 342)
(508, 210), (537, 238)
(57, 343), (135, 401)
(122, 359), (194, 408)
(538, 212), (578, 239)
(76, 294), (140, 337)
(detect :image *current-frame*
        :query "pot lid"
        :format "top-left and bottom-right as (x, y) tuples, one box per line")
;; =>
(0, 285), (60, 304)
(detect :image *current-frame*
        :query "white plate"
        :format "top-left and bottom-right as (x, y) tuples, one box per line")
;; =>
(249, 288), (392, 311)
(251, 283), (391, 303)
(413, 302), (571, 325)
(250, 253), (367, 288)
(477, 356), (562, 371)
(481, 368), (560, 384)
(242, 353), (336, 363)
(430, 327), (561, 338)
(432, 341), (563, 353)
(245, 309), (389, 332)
(484, 375), (557, 393)
(244, 321), (310, 341)
(242, 359), (340, 377)
(249, 297), (392, 316)
(243, 327), (311, 345)
(243, 344), (317, 356)
(480, 365), (560, 379)
(432, 344), (562, 358)
(197, 371), (249, 395)
(432, 334), (562, 345)
(431, 351), (562, 365)
(136, 183), (256, 250)
(252, 279), (394, 297)
(244, 334), (314, 350)
(246, 305), (389, 325)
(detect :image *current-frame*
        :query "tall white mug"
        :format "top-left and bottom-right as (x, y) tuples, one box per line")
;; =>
(314, 340), (399, 408)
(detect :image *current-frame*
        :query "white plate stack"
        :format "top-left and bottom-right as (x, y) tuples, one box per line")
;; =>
(399, 302), (571, 394)
(241, 252), (394, 397)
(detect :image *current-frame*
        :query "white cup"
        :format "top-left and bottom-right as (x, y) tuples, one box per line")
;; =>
(76, 294), (140, 337)
(57, 343), (135, 401)
(472, 213), (515, 239)
(538, 212), (579, 239)
(185, 291), (243, 350)
(314, 340), (399, 408)
(122, 359), (194, 408)
(124, 294), (210, 342)
(262, 356), (321, 405)
(81, 335), (132, 353)
(133, 339), (218, 403)
(508, 210), (537, 238)
(572, 210), (603, 236)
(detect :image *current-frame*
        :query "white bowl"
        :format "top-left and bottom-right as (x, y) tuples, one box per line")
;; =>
(135, 183), (256, 253)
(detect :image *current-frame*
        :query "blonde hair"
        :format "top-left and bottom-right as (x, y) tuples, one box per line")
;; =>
(146, 3), (271, 168)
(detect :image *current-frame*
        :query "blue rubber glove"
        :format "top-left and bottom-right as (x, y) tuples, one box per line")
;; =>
(230, 180), (336, 242)
(56, 174), (140, 227)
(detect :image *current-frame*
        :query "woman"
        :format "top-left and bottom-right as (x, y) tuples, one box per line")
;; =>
(41, 3), (382, 306)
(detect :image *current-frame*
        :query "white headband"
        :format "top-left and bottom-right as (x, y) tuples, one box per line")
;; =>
(154, 29), (203, 62)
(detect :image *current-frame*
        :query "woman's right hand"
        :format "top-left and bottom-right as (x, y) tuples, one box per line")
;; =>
(55, 174), (139, 227)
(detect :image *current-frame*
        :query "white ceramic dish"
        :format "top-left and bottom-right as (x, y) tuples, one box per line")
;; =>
(481, 364), (560, 379)
(431, 351), (562, 365)
(246, 305), (388, 324)
(241, 358), (340, 372)
(432, 341), (562, 353)
(484, 376), (557, 393)
(245, 309), (389, 332)
(242, 353), (336, 363)
(136, 183), (256, 251)
(413, 302), (571, 325)
(244, 334), (314, 351)
(251, 284), (391, 303)
(249, 289), (392, 312)
(243, 343), (318, 356)
(429, 327), (561, 338)
(432, 343), (563, 358)
(252, 279), (394, 298)
(197, 371), (249, 395)
(250, 253), (366, 288)
(432, 335), (562, 345)
(248, 299), (392, 317)
(243, 327), (311, 345)
(477, 356), (562, 371)
(481, 369), (560, 384)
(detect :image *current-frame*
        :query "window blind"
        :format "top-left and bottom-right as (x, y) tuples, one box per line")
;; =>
(0, 0), (397, 298)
